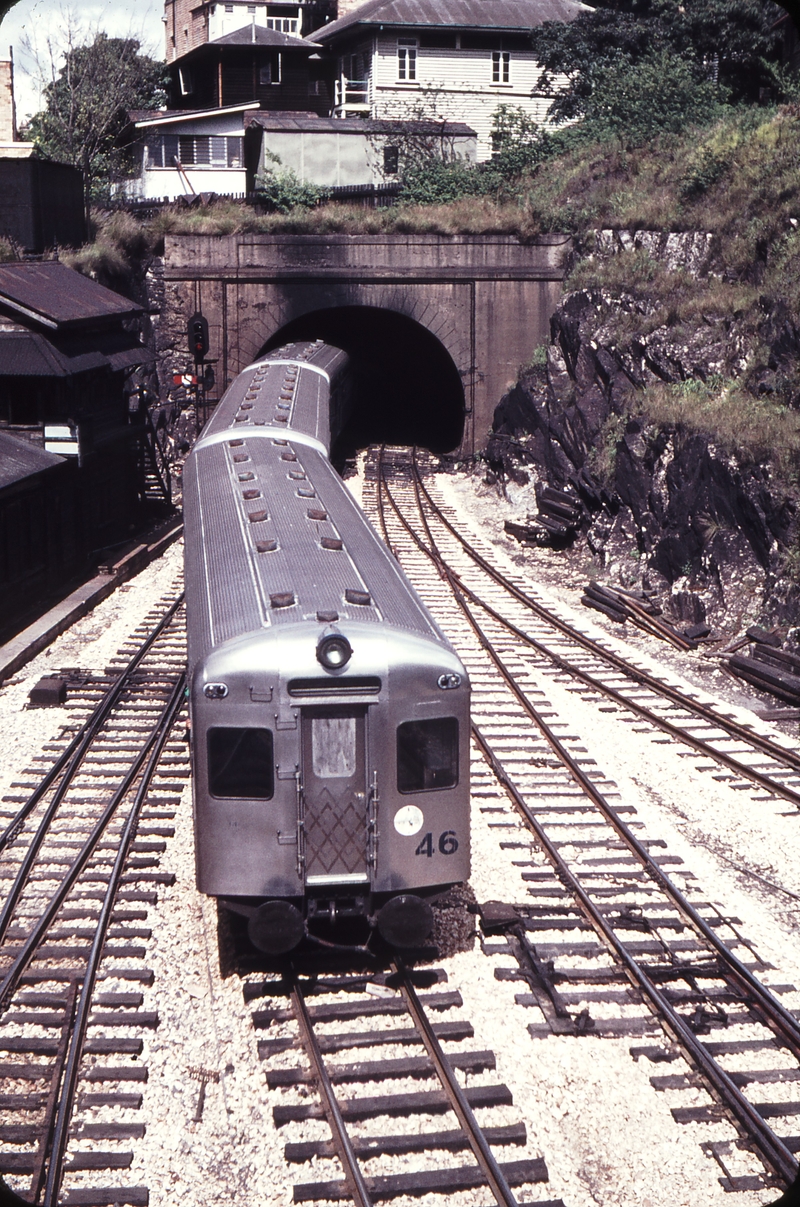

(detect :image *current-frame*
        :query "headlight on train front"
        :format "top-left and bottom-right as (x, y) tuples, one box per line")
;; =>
(316, 633), (352, 670)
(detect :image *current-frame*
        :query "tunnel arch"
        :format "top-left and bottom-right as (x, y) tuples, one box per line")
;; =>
(260, 306), (465, 458)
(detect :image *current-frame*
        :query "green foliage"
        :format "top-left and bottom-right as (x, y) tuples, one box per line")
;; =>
(531, 0), (786, 125)
(580, 49), (726, 146)
(253, 167), (329, 212)
(488, 104), (566, 175)
(679, 147), (731, 200)
(26, 34), (167, 207)
(398, 157), (489, 205)
(0, 238), (17, 263)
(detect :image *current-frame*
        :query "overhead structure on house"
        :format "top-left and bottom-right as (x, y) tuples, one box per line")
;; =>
(307, 0), (587, 158)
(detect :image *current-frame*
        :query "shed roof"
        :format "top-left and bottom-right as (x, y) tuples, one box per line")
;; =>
(0, 330), (153, 377)
(246, 112), (476, 135)
(0, 431), (64, 490)
(0, 262), (143, 332)
(308, 0), (587, 41)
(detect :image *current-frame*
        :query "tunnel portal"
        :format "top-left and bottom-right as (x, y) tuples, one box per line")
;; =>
(262, 306), (465, 458)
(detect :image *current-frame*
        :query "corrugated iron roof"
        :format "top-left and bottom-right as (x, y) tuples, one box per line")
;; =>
(309, 0), (587, 40)
(246, 112), (476, 134)
(0, 431), (64, 490)
(0, 263), (143, 331)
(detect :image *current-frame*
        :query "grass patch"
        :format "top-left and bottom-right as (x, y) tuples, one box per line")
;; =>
(637, 378), (800, 478)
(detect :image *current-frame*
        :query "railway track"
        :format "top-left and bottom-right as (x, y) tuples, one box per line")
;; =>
(370, 446), (800, 1198)
(0, 588), (187, 1207)
(247, 962), (559, 1206)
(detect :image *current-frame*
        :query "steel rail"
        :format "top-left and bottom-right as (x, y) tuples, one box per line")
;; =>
(409, 455), (800, 780)
(376, 458), (800, 1052)
(0, 593), (185, 948)
(471, 724), (800, 1189)
(41, 672), (186, 1207)
(0, 664), (185, 1013)
(289, 976), (374, 1207)
(391, 958), (519, 1207)
(376, 455), (800, 1191)
(448, 568), (800, 809)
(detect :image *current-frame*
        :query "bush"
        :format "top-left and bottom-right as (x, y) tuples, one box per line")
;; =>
(398, 157), (488, 205)
(581, 49), (726, 147)
(253, 168), (328, 213)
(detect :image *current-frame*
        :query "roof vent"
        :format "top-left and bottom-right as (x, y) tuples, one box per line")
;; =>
(345, 588), (371, 606)
(270, 591), (295, 608)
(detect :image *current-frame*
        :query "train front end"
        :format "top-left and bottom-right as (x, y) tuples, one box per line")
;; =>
(191, 618), (470, 953)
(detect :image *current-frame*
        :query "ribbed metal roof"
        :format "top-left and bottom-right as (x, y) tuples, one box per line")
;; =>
(0, 263), (142, 331)
(246, 112), (476, 134)
(0, 431), (64, 490)
(309, 0), (587, 41)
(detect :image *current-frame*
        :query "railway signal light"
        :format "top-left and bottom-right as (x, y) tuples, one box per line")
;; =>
(188, 313), (209, 362)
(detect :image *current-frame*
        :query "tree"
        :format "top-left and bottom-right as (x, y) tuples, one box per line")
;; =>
(530, 0), (788, 130)
(25, 30), (167, 211)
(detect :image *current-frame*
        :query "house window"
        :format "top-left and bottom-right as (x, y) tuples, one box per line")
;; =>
(398, 38), (417, 81)
(492, 50), (510, 84)
(383, 145), (399, 174)
(178, 66), (193, 95)
(225, 3), (234, 9)
(259, 55), (281, 84)
(267, 16), (298, 32)
(151, 135), (242, 168)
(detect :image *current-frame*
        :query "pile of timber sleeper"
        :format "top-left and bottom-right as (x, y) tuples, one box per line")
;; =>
(727, 627), (800, 706)
(504, 487), (583, 546)
(580, 581), (702, 652)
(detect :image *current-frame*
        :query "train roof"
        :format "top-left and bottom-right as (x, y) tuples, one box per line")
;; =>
(184, 343), (447, 662)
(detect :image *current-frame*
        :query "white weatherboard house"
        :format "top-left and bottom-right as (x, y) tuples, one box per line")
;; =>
(307, 0), (587, 160)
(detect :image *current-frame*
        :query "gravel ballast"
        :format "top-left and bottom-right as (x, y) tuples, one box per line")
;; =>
(1, 480), (798, 1206)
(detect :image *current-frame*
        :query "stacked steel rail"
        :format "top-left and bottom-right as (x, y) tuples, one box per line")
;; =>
(373, 446), (800, 1195)
(0, 593), (186, 1206)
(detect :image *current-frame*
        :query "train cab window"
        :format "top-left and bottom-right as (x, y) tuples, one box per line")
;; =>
(208, 727), (274, 798)
(397, 718), (458, 792)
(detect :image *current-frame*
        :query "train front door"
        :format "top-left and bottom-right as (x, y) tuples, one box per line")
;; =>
(301, 705), (369, 887)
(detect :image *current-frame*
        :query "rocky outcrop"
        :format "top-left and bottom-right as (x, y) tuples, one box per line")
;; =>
(487, 287), (800, 631)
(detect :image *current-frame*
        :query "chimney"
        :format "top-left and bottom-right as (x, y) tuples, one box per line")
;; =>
(0, 52), (17, 144)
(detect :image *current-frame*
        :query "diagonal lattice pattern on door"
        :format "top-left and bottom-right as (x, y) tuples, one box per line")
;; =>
(305, 786), (367, 878)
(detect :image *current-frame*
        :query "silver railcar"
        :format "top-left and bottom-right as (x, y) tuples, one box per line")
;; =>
(183, 341), (470, 953)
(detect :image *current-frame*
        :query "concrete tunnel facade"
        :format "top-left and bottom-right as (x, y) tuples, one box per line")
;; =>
(162, 232), (572, 456)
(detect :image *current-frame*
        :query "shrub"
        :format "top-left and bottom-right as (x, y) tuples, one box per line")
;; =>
(398, 158), (488, 206)
(580, 50), (726, 147)
(253, 168), (328, 213)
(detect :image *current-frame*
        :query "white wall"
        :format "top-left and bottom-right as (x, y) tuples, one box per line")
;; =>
(208, 3), (269, 40)
(339, 35), (563, 160)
